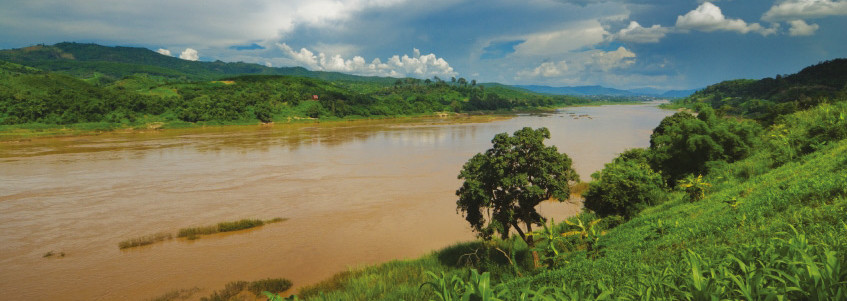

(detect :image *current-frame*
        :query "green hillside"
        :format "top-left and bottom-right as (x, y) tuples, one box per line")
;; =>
(0, 51), (589, 135)
(255, 60), (847, 300)
(676, 58), (847, 123)
(0, 42), (398, 84)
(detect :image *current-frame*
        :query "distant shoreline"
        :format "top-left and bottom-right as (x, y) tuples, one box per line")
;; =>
(0, 101), (664, 141)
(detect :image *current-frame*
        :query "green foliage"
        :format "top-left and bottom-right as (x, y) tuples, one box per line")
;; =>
(675, 58), (847, 123)
(1, 42), (598, 132)
(560, 217), (606, 257)
(456, 127), (579, 244)
(766, 102), (847, 164)
(677, 175), (711, 202)
(421, 269), (509, 301)
(254, 102), (274, 123)
(0, 59), (587, 130)
(582, 149), (667, 218)
(648, 107), (761, 185)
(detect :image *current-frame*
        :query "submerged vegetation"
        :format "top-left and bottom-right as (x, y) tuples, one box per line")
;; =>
(178, 218), (285, 240)
(119, 218), (286, 249)
(118, 232), (173, 249)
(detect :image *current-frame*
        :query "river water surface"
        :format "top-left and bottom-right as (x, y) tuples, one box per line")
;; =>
(0, 103), (673, 300)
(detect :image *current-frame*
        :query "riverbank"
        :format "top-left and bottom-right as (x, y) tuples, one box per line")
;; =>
(0, 111), (503, 142)
(0, 101), (661, 141)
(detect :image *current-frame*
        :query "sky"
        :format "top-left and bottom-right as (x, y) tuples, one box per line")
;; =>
(1, 0), (846, 90)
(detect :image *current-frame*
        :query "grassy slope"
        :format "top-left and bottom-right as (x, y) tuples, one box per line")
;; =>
(288, 113), (847, 300)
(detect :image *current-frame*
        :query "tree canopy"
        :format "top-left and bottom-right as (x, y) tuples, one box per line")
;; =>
(456, 127), (579, 245)
(583, 149), (666, 218)
(648, 107), (761, 185)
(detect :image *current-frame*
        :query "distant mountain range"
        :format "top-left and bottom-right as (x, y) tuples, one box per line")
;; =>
(515, 85), (699, 98)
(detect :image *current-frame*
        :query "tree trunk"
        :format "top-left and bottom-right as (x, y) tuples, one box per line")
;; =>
(524, 222), (541, 269)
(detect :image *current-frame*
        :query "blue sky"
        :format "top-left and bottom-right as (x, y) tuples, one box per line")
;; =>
(1, 0), (845, 90)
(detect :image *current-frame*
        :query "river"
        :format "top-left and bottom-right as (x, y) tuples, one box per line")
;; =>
(0, 103), (674, 300)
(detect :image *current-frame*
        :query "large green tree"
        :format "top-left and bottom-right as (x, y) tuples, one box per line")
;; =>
(456, 127), (579, 246)
(648, 107), (760, 185)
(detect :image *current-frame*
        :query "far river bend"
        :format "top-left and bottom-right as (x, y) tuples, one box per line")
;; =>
(0, 102), (674, 300)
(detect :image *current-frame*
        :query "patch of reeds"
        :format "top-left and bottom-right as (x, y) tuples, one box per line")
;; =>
(201, 278), (292, 301)
(267, 217), (288, 223)
(201, 281), (248, 301)
(217, 218), (264, 232)
(119, 232), (173, 249)
(119, 217), (287, 248)
(178, 218), (286, 240)
(177, 226), (219, 240)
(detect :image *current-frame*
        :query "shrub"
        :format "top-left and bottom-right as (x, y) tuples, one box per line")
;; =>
(583, 152), (667, 218)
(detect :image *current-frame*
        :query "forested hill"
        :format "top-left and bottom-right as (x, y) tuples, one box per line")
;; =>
(0, 51), (587, 128)
(680, 58), (847, 122)
(0, 42), (396, 84)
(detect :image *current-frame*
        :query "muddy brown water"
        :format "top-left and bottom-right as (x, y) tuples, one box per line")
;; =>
(0, 103), (674, 300)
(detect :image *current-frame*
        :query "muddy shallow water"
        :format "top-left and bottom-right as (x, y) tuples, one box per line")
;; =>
(0, 103), (674, 300)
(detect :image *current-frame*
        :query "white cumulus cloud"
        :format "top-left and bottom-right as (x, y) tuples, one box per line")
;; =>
(613, 21), (669, 43)
(591, 46), (636, 71)
(516, 46), (635, 79)
(518, 61), (569, 78)
(156, 48), (172, 56)
(788, 19), (820, 36)
(179, 48), (199, 61)
(763, 0), (847, 22)
(676, 2), (777, 36)
(277, 43), (456, 78)
(512, 20), (608, 56)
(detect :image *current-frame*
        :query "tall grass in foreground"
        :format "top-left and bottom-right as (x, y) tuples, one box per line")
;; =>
(409, 226), (847, 301)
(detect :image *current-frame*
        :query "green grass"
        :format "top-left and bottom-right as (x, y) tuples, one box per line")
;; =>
(119, 232), (173, 249)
